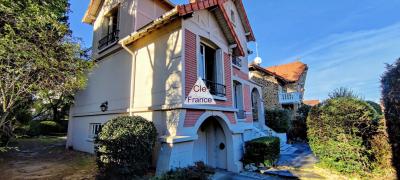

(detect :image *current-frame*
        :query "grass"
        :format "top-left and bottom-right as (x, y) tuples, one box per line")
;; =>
(0, 135), (97, 179)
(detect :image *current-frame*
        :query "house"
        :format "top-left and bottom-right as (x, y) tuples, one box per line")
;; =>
(303, 100), (320, 106)
(66, 0), (270, 174)
(249, 61), (308, 119)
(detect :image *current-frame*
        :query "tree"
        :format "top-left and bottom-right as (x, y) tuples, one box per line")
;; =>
(381, 58), (400, 179)
(0, 0), (92, 143)
(328, 87), (360, 99)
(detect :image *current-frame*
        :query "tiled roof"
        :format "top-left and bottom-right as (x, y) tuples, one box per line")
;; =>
(248, 63), (289, 83)
(303, 100), (320, 106)
(265, 61), (308, 82)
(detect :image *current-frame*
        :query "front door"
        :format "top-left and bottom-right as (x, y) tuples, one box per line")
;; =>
(214, 123), (227, 169)
(194, 118), (228, 169)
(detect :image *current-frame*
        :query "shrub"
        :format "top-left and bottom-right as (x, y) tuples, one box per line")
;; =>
(366, 101), (383, 115)
(381, 58), (400, 178)
(288, 104), (311, 142)
(152, 162), (214, 180)
(369, 118), (392, 171)
(307, 97), (379, 174)
(242, 137), (280, 166)
(27, 120), (61, 136)
(39, 121), (61, 134)
(265, 109), (290, 133)
(95, 116), (157, 178)
(328, 87), (359, 99)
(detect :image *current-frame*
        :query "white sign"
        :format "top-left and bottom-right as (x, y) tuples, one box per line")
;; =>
(185, 78), (216, 105)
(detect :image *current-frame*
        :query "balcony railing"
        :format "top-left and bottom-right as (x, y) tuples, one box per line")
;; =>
(279, 92), (301, 104)
(98, 30), (119, 50)
(232, 57), (242, 67)
(203, 79), (226, 97)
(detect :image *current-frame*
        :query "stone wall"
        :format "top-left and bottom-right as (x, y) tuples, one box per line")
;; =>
(250, 71), (282, 110)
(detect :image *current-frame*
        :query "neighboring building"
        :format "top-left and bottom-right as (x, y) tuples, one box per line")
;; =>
(249, 61), (308, 118)
(67, 0), (270, 174)
(303, 100), (320, 107)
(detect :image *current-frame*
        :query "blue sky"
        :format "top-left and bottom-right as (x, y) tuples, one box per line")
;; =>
(69, 0), (400, 102)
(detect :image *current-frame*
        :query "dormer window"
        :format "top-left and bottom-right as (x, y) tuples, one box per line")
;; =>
(98, 6), (119, 50)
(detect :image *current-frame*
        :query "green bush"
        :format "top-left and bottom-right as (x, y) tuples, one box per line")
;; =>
(381, 58), (400, 178)
(95, 116), (157, 178)
(288, 104), (311, 142)
(27, 120), (61, 136)
(307, 97), (379, 174)
(366, 101), (383, 115)
(152, 162), (214, 180)
(242, 137), (280, 166)
(265, 109), (290, 133)
(39, 121), (61, 134)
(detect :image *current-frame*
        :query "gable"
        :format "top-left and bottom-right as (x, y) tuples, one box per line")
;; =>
(177, 0), (245, 56)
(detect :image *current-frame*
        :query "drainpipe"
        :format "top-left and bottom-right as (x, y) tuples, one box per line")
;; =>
(120, 41), (136, 116)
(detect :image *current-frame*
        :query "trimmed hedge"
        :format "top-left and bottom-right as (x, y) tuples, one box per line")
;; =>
(307, 97), (381, 174)
(95, 116), (157, 178)
(265, 109), (291, 133)
(381, 58), (400, 178)
(242, 137), (280, 166)
(27, 120), (62, 136)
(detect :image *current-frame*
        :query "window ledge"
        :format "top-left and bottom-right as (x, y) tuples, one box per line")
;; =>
(232, 63), (242, 69)
(213, 95), (227, 101)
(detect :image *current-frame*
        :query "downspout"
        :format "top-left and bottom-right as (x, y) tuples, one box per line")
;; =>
(120, 41), (136, 116)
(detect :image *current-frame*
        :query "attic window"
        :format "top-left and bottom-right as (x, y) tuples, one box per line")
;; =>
(231, 10), (236, 26)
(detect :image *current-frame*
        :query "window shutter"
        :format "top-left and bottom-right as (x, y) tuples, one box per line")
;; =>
(215, 49), (224, 85)
(198, 44), (205, 79)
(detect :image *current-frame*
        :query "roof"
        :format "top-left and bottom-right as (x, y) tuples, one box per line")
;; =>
(248, 63), (289, 83)
(82, 0), (175, 24)
(303, 100), (320, 106)
(119, 0), (253, 56)
(265, 61), (308, 82)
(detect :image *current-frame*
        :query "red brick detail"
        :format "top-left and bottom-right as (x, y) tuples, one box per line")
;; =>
(243, 84), (253, 122)
(215, 53), (233, 107)
(233, 66), (249, 80)
(185, 29), (197, 97)
(184, 110), (205, 127)
(224, 112), (236, 124)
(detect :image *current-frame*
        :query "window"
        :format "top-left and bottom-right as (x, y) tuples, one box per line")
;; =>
(199, 41), (225, 97)
(89, 123), (102, 139)
(232, 56), (242, 67)
(233, 81), (245, 119)
(251, 89), (260, 121)
(231, 10), (236, 26)
(98, 7), (119, 50)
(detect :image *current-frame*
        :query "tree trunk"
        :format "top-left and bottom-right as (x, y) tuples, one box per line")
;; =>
(52, 106), (59, 121)
(0, 112), (9, 130)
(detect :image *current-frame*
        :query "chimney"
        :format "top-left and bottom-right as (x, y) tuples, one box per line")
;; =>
(190, 0), (203, 3)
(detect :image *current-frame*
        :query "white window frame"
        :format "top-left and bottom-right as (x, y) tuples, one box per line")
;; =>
(198, 40), (226, 87)
(88, 123), (102, 139)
